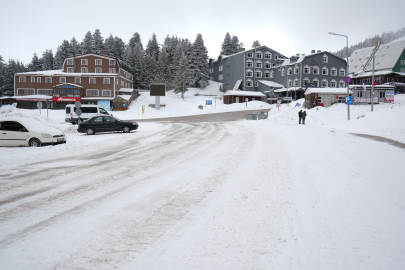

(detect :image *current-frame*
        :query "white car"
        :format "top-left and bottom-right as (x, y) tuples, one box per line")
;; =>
(0, 117), (67, 147)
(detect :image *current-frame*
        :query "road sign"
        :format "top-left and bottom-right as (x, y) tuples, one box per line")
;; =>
(75, 101), (81, 108)
(37, 102), (42, 109)
(46, 100), (50, 107)
(345, 96), (352, 105)
(345, 77), (352, 84)
(206, 100), (212, 105)
(76, 108), (82, 116)
(276, 103), (281, 107)
(283, 97), (292, 101)
(245, 98), (248, 102)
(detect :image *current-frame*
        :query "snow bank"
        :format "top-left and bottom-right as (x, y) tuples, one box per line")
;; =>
(0, 106), (77, 134)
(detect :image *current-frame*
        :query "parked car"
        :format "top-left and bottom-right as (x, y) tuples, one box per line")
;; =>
(77, 116), (139, 135)
(65, 104), (111, 124)
(0, 117), (67, 147)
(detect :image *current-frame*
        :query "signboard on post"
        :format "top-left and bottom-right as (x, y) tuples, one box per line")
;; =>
(150, 84), (166, 110)
(37, 101), (42, 114)
(345, 77), (352, 84)
(345, 96), (352, 105)
(206, 100), (212, 105)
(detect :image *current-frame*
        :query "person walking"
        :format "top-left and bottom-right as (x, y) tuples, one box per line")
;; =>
(302, 110), (307, 125)
(298, 110), (302, 124)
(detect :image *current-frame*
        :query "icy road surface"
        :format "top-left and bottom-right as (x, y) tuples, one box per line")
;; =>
(1, 121), (405, 269)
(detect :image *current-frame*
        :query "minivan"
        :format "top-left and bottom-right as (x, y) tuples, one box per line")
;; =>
(65, 104), (111, 124)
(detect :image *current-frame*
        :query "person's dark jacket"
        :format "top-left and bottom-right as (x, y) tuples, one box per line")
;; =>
(302, 111), (307, 119)
(298, 111), (302, 117)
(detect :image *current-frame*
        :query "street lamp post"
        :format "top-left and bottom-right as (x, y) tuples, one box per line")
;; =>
(329, 32), (350, 120)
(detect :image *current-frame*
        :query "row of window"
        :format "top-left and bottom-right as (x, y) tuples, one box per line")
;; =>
(67, 67), (116, 73)
(355, 91), (386, 98)
(17, 88), (112, 96)
(301, 66), (345, 76)
(243, 78), (347, 88)
(20, 76), (113, 84)
(246, 51), (279, 60)
(67, 59), (116, 66)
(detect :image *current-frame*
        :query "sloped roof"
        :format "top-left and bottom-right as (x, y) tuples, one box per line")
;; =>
(211, 45), (288, 63)
(258, 80), (284, 88)
(304, 88), (353, 95)
(224, 90), (266, 97)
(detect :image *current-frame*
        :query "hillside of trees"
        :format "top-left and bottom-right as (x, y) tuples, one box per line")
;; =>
(336, 27), (405, 58)
(0, 30), (210, 96)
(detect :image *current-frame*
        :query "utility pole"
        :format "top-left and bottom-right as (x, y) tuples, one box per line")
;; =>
(371, 43), (378, 112)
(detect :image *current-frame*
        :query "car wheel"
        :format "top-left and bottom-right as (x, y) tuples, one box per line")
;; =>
(86, 128), (95, 135)
(122, 126), (130, 133)
(29, 138), (41, 147)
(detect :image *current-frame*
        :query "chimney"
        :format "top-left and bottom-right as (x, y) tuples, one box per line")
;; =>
(302, 54), (305, 56)
(296, 53), (300, 56)
(311, 50), (315, 53)
(103, 49), (108, 56)
(317, 50), (321, 53)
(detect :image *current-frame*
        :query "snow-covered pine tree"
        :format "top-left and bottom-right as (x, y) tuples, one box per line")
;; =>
(42, 50), (54, 70)
(1, 58), (26, 96)
(70, 37), (82, 56)
(145, 33), (160, 61)
(174, 53), (190, 99)
(113, 37), (125, 60)
(154, 46), (170, 85)
(133, 43), (144, 89)
(53, 40), (71, 69)
(221, 32), (233, 55)
(188, 33), (210, 88)
(252, 40), (261, 48)
(104, 34), (115, 57)
(231, 35), (240, 54)
(29, 52), (41, 71)
(81, 31), (93, 54)
(92, 29), (104, 55)
(128, 32), (143, 51)
(142, 53), (156, 89)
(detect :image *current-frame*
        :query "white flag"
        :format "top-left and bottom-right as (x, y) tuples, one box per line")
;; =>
(362, 83), (367, 91)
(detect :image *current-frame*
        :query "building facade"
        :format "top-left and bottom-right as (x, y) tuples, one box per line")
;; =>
(14, 51), (134, 109)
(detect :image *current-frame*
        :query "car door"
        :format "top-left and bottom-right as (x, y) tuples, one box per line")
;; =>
(103, 116), (117, 132)
(1, 121), (29, 146)
(91, 116), (106, 132)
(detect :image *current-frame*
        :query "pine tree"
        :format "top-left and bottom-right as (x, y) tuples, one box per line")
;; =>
(221, 32), (233, 55)
(145, 33), (160, 61)
(104, 34), (115, 57)
(133, 43), (144, 89)
(113, 37), (125, 60)
(252, 40), (261, 48)
(154, 46), (170, 85)
(82, 31), (93, 54)
(53, 40), (71, 69)
(188, 33), (210, 88)
(70, 37), (81, 56)
(174, 53), (190, 99)
(42, 49), (54, 70)
(128, 32), (143, 51)
(29, 52), (41, 71)
(231, 35), (240, 54)
(92, 29), (104, 55)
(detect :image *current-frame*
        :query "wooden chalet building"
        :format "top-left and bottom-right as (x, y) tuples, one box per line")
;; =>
(13, 50), (134, 110)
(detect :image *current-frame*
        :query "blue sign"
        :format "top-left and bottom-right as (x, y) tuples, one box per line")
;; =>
(345, 96), (352, 105)
(295, 103), (301, 107)
(206, 100), (212, 105)
(386, 90), (395, 96)
(345, 77), (352, 84)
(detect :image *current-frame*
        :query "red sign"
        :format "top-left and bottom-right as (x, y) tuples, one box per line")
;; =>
(374, 81), (377, 86)
(52, 97), (81, 102)
(276, 103), (281, 107)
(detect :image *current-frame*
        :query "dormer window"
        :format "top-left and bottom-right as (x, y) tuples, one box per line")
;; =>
(255, 51), (262, 58)
(313, 66), (319, 74)
(265, 61), (271, 69)
(246, 69), (253, 77)
(331, 67), (337, 76)
(304, 65), (310, 74)
(246, 60), (253, 67)
(294, 66), (299, 74)
(323, 54), (328, 63)
(264, 52), (272, 59)
(247, 52), (253, 58)
(322, 67), (328, 75)
(255, 60), (262, 68)
(288, 68), (292, 75)
(339, 68), (345, 76)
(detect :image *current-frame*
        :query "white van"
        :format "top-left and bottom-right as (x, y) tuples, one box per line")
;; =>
(65, 104), (111, 124)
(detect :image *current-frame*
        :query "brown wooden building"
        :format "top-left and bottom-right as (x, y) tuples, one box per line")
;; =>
(13, 51), (134, 110)
(223, 90), (266, 104)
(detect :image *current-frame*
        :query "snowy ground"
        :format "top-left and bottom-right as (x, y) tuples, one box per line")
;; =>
(1, 87), (405, 269)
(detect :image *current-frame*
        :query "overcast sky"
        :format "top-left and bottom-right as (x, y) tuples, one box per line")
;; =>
(1, 0), (404, 64)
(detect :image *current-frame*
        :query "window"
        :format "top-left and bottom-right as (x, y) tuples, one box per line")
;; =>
(330, 80), (337, 88)
(294, 67), (299, 74)
(96, 68), (102, 73)
(401, 60), (405, 65)
(17, 88), (35, 95)
(322, 67), (328, 75)
(60, 77), (66, 83)
(256, 52), (262, 58)
(38, 89), (52, 95)
(67, 59), (74, 65)
(246, 79), (253, 87)
(294, 79), (299, 86)
(323, 54), (328, 63)
(321, 79), (328, 87)
(45, 77), (52, 83)
(219, 65), (223, 71)
(275, 55), (278, 60)
(109, 68), (116, 73)
(304, 65), (310, 74)
(331, 68), (337, 76)
(265, 61), (271, 69)
(86, 89), (99, 96)
(264, 52), (272, 59)
(95, 59), (102, 65)
(312, 79), (319, 87)
(357, 91), (363, 97)
(75, 77), (81, 84)
(376, 77), (381, 82)
(67, 67), (74, 73)
(102, 90), (111, 96)
(81, 67), (88, 73)
(288, 68), (292, 75)
(303, 78), (310, 86)
(246, 69), (253, 77)
(121, 81), (124, 87)
(380, 91), (385, 98)
(247, 52), (253, 58)
(81, 59), (88, 65)
(89, 78), (96, 84)
(255, 81), (259, 87)
(270, 71), (274, 78)
(19, 77), (26, 82)
(288, 80), (292, 87)
(246, 60), (253, 67)
(339, 80), (345, 88)
(103, 78), (110, 84)
(255, 71), (262, 78)
(313, 66), (319, 74)
(339, 69), (345, 76)
(219, 75), (223, 80)
(109, 60), (116, 65)
(37, 77), (41, 83)
(30, 77), (35, 83)
(401, 68), (405, 73)
(255, 61), (262, 68)
(264, 71), (271, 78)
(281, 68), (285, 76)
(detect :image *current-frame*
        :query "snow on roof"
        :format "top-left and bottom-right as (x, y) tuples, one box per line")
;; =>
(354, 70), (394, 78)
(118, 88), (134, 92)
(13, 95), (53, 100)
(117, 95), (132, 101)
(224, 90), (266, 97)
(211, 45), (288, 63)
(15, 69), (118, 76)
(304, 88), (353, 95)
(258, 80), (284, 88)
(274, 87), (303, 93)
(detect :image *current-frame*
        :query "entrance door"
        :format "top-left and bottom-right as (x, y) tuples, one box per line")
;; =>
(235, 97), (239, 103)
(324, 95), (332, 107)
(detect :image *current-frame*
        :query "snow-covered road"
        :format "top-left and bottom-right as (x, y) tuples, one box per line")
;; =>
(1, 120), (404, 269)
